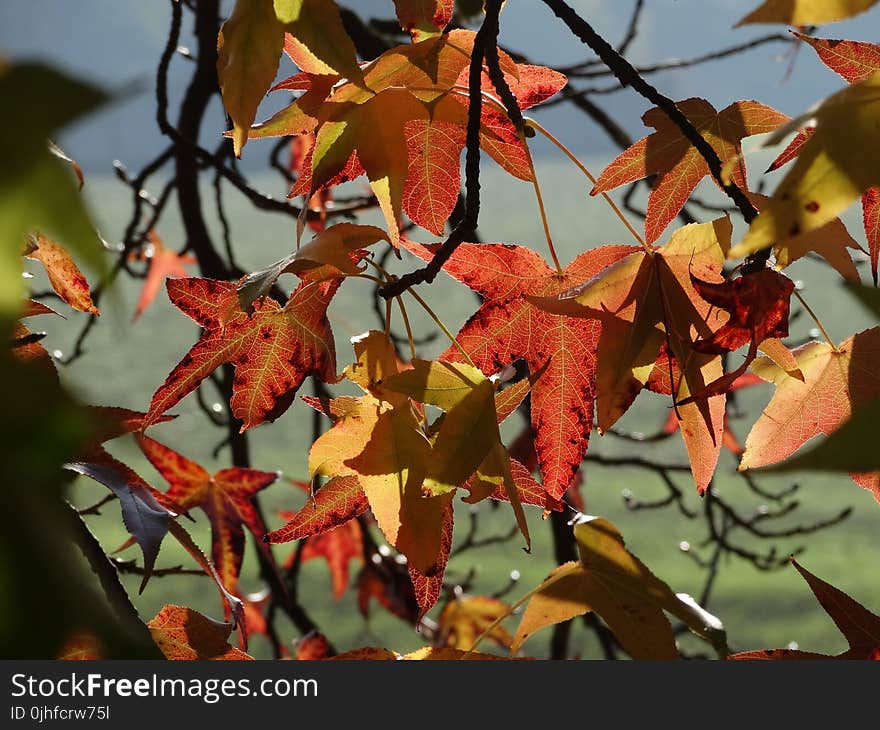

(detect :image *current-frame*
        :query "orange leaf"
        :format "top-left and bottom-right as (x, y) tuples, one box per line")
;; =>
(133, 231), (195, 320)
(148, 605), (253, 660)
(25, 234), (99, 315)
(592, 99), (788, 243)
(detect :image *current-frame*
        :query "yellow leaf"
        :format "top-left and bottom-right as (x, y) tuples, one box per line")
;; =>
(511, 516), (728, 658)
(734, 73), (880, 257)
(274, 0), (362, 81)
(737, 0), (879, 26)
(217, 0), (285, 156)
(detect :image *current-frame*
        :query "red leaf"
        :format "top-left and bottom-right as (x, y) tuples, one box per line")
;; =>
(144, 277), (338, 431)
(408, 503), (454, 619)
(25, 234), (100, 315)
(690, 268), (794, 355)
(137, 434), (278, 594)
(266, 475), (367, 543)
(132, 231), (195, 320)
(402, 238), (637, 499)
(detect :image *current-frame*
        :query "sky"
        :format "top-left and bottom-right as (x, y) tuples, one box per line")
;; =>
(1, 0), (879, 172)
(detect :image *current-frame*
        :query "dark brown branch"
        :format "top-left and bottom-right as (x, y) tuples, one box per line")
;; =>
(378, 0), (504, 299)
(540, 0), (768, 270)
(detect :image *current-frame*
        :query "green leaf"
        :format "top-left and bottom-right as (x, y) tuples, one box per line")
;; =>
(0, 63), (107, 325)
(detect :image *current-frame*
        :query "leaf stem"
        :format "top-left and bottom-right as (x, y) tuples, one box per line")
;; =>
(793, 289), (838, 352)
(405, 288), (477, 369)
(526, 117), (649, 252)
(465, 566), (572, 656)
(522, 135), (563, 273)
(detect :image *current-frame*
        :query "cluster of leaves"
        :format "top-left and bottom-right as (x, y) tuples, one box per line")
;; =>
(8, 0), (880, 660)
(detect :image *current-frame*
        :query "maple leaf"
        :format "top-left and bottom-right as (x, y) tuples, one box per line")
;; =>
(383, 358), (532, 550)
(737, 0), (880, 26)
(437, 595), (513, 650)
(735, 72), (880, 257)
(277, 477), (363, 599)
(765, 35), (880, 282)
(144, 277), (338, 431)
(248, 31), (564, 242)
(660, 372), (765, 457)
(25, 234), (99, 315)
(136, 434), (279, 594)
(66, 408), (178, 587)
(402, 238), (637, 499)
(739, 327), (880, 503)
(148, 605), (253, 660)
(266, 474), (367, 543)
(530, 218), (732, 493)
(511, 516), (728, 659)
(409, 503), (453, 620)
(217, 0), (361, 156)
(744, 191), (863, 282)
(730, 558), (880, 660)
(132, 231), (195, 320)
(690, 268), (793, 355)
(591, 99), (788, 243)
(236, 222), (388, 310)
(217, 0), (285, 156)
(305, 333), (448, 574)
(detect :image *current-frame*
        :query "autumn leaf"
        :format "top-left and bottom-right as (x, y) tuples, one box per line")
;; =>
(25, 234), (99, 315)
(132, 231), (195, 320)
(148, 605), (253, 660)
(217, 0), (285, 156)
(409, 502), (453, 619)
(765, 35), (880, 282)
(383, 358), (531, 552)
(304, 333), (448, 574)
(437, 595), (513, 650)
(737, 0), (880, 26)
(249, 32), (562, 241)
(730, 558), (880, 660)
(144, 277), (338, 431)
(274, 0), (362, 81)
(276, 477), (364, 599)
(592, 99), (788, 243)
(393, 0), (454, 41)
(0, 63), (107, 320)
(735, 72), (880, 258)
(266, 475), (367, 543)
(511, 516), (728, 659)
(529, 218), (732, 493)
(739, 326), (880, 502)
(690, 268), (793, 356)
(236, 223), (388, 310)
(136, 434), (279, 594)
(402, 238), (636, 499)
